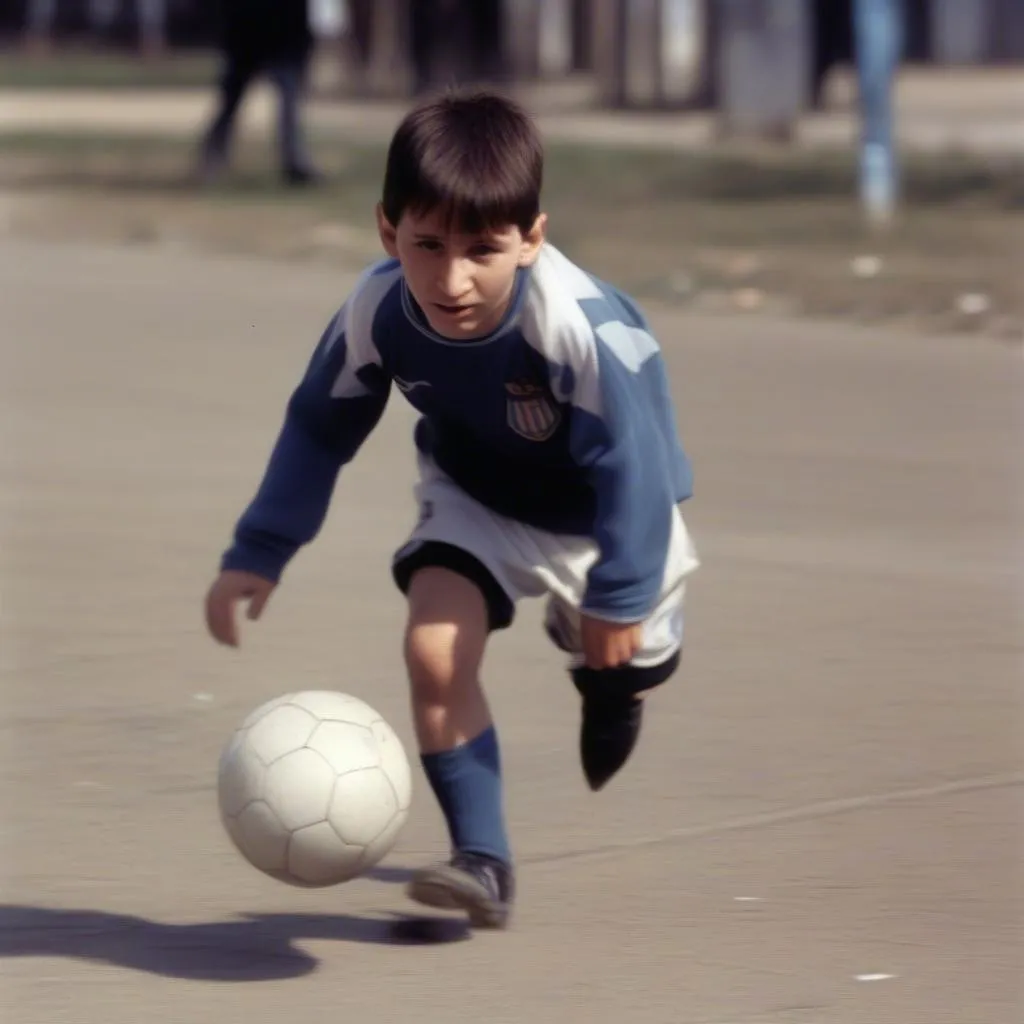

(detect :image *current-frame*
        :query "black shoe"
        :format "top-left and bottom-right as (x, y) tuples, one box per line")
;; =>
(193, 149), (228, 186)
(283, 165), (323, 187)
(580, 695), (644, 791)
(407, 851), (514, 929)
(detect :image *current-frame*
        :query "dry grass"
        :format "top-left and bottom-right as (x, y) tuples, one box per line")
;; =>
(0, 129), (1019, 338)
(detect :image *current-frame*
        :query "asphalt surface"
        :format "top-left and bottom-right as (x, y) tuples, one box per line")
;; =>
(1, 238), (1020, 1023)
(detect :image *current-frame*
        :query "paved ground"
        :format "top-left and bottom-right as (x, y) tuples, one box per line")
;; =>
(1, 238), (1020, 1024)
(2, 67), (1023, 153)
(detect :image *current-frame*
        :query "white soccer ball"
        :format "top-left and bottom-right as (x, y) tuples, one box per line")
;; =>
(217, 691), (412, 887)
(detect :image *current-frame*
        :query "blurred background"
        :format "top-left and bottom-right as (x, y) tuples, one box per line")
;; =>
(0, 0), (1020, 338)
(1, 14), (1020, 1014)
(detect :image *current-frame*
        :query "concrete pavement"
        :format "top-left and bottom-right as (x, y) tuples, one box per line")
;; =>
(0, 238), (1020, 1023)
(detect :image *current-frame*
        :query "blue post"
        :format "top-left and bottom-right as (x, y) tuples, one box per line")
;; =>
(853, 0), (904, 226)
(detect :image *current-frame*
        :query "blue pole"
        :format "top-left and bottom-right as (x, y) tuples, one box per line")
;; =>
(853, 0), (904, 226)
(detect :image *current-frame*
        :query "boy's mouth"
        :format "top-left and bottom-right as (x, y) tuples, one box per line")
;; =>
(434, 302), (473, 316)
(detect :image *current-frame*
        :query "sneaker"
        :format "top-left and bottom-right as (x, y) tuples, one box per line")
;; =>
(407, 851), (515, 929)
(580, 695), (644, 791)
(283, 165), (324, 187)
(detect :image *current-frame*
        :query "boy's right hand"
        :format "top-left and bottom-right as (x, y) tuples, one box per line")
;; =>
(204, 570), (276, 648)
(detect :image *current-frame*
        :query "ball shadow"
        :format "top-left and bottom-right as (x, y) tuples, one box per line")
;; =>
(362, 865), (416, 885)
(0, 903), (469, 982)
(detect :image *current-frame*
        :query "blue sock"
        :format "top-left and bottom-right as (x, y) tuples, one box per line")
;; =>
(420, 726), (512, 866)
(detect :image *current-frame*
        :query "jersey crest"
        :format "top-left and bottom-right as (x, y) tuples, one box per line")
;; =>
(505, 378), (561, 442)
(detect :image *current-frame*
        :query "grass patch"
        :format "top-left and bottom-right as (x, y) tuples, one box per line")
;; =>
(0, 127), (1020, 337)
(0, 50), (217, 91)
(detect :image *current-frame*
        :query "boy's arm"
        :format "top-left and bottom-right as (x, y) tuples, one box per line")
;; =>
(648, 350), (694, 506)
(563, 322), (683, 623)
(220, 308), (391, 582)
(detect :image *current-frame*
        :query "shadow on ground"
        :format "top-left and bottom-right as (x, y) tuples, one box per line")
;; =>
(0, 880), (466, 982)
(365, 865), (416, 884)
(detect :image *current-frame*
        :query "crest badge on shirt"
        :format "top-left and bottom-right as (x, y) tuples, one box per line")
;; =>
(505, 378), (561, 442)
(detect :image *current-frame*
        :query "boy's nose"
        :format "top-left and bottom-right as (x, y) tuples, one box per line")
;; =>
(438, 259), (471, 299)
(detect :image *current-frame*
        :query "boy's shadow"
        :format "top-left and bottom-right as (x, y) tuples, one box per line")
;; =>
(0, 867), (467, 982)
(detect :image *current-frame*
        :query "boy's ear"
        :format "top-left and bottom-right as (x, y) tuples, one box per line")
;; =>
(518, 212), (548, 267)
(376, 203), (399, 257)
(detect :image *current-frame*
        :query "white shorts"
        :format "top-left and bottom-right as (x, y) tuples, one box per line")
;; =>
(391, 455), (700, 679)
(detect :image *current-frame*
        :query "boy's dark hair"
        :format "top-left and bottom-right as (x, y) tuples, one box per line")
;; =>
(381, 89), (543, 235)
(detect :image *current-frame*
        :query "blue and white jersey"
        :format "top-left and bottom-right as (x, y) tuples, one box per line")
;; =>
(222, 244), (693, 621)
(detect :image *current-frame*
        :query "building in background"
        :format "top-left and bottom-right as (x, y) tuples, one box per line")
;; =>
(1, 1), (1021, 86)
(17, 0), (167, 54)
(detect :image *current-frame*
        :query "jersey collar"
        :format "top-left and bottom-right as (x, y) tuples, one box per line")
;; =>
(399, 265), (530, 347)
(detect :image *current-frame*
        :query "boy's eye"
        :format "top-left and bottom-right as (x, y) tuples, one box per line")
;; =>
(416, 239), (443, 252)
(471, 244), (499, 257)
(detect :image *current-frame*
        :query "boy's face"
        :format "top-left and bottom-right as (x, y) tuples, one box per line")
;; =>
(378, 206), (546, 340)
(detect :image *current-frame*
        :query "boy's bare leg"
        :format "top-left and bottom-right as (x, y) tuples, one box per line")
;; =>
(403, 566), (515, 928)
(405, 566), (492, 752)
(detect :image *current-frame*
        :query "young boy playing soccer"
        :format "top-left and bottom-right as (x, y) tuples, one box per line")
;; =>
(204, 89), (699, 929)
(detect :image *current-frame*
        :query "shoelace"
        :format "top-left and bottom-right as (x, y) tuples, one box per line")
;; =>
(452, 853), (505, 897)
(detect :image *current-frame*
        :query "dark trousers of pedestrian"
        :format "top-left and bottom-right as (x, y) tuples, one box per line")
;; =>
(200, 54), (317, 184)
(409, 0), (506, 94)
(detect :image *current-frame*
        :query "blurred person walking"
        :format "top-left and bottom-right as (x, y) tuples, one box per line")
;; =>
(409, 0), (506, 95)
(854, 0), (904, 225)
(197, 0), (322, 187)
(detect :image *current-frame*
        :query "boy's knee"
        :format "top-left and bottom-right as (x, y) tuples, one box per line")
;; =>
(404, 623), (464, 699)
(403, 566), (489, 702)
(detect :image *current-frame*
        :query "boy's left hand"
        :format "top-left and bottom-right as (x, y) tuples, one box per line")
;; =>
(579, 615), (643, 670)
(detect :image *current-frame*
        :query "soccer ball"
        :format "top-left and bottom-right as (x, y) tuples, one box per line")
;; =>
(217, 691), (412, 887)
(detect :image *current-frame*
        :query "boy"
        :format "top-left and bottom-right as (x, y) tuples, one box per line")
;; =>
(204, 90), (699, 929)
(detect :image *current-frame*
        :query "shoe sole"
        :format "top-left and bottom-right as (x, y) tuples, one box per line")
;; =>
(407, 866), (510, 929)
